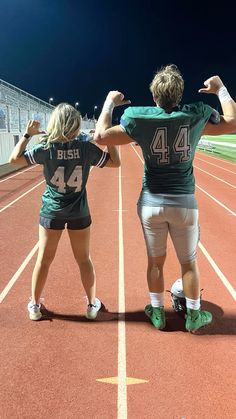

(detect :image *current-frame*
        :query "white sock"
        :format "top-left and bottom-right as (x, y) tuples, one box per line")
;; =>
(149, 292), (164, 307)
(185, 297), (200, 310)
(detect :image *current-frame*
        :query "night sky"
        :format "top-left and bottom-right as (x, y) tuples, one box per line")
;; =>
(1, 0), (236, 118)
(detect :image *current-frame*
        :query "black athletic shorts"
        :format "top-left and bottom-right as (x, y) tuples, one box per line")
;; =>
(39, 215), (92, 230)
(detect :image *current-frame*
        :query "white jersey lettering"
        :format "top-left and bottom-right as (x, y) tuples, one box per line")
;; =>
(57, 149), (80, 160)
(57, 150), (64, 160)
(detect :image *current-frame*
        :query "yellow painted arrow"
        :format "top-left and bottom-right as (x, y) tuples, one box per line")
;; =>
(96, 377), (148, 385)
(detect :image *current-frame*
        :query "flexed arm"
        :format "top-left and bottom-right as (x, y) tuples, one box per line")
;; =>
(200, 76), (236, 135)
(95, 91), (132, 145)
(9, 120), (45, 165)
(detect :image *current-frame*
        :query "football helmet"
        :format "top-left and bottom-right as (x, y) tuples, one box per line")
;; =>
(170, 278), (186, 313)
(169, 278), (203, 314)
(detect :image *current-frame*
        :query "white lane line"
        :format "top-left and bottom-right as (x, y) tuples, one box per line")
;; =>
(0, 180), (45, 213)
(194, 165), (236, 188)
(130, 144), (236, 216)
(0, 242), (39, 303)
(130, 143), (143, 163)
(131, 143), (236, 299)
(197, 152), (236, 166)
(0, 151), (100, 213)
(0, 161), (101, 302)
(195, 157), (236, 174)
(0, 158), (104, 304)
(196, 185), (235, 216)
(0, 164), (40, 183)
(117, 148), (127, 419)
(199, 242), (236, 301)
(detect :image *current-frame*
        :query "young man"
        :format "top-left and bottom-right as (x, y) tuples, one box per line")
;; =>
(94, 64), (236, 332)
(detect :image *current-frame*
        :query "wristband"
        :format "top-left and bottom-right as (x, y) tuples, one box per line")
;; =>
(217, 86), (232, 103)
(23, 133), (31, 139)
(102, 98), (115, 114)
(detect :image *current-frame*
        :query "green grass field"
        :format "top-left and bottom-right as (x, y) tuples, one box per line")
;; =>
(205, 134), (236, 144)
(197, 134), (236, 162)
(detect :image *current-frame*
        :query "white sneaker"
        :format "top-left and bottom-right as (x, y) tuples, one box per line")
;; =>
(27, 300), (42, 321)
(86, 298), (101, 320)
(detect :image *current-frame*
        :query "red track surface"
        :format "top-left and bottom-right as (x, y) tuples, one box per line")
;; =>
(0, 147), (235, 419)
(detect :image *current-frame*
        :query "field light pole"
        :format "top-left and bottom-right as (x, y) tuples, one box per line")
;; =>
(49, 97), (54, 105)
(75, 102), (79, 109)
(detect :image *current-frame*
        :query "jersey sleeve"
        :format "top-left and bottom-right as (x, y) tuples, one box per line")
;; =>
(120, 107), (137, 138)
(200, 102), (215, 123)
(23, 143), (48, 165)
(208, 108), (221, 124)
(88, 142), (110, 167)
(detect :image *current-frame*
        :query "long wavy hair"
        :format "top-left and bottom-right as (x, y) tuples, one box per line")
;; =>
(150, 64), (184, 111)
(40, 103), (81, 147)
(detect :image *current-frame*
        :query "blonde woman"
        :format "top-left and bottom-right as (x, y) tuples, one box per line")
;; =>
(9, 103), (121, 321)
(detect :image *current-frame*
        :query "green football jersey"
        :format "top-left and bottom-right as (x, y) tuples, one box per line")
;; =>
(120, 102), (213, 194)
(24, 139), (109, 219)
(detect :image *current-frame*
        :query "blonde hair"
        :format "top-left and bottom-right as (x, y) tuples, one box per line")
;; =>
(150, 64), (184, 110)
(40, 103), (81, 147)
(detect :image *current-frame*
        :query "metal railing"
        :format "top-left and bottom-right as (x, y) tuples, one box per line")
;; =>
(0, 78), (53, 133)
(0, 78), (96, 165)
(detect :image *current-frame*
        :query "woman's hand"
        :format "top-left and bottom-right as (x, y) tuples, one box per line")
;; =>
(25, 120), (45, 137)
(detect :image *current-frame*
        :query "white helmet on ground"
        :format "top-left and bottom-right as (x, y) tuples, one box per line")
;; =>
(170, 278), (186, 313)
(170, 278), (203, 313)
(171, 278), (185, 298)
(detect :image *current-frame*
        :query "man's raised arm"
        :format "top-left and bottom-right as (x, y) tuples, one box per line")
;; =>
(200, 76), (236, 135)
(94, 91), (132, 145)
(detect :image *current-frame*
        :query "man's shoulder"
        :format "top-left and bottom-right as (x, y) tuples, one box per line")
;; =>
(180, 101), (212, 115)
(122, 106), (163, 119)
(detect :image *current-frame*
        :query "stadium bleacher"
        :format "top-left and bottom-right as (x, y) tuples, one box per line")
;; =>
(0, 78), (96, 172)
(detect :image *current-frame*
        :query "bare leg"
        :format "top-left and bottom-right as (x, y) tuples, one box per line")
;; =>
(181, 260), (200, 299)
(181, 259), (212, 331)
(147, 254), (166, 293)
(31, 225), (62, 304)
(68, 227), (96, 304)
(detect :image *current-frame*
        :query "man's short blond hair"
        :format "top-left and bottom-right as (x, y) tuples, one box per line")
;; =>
(150, 64), (184, 110)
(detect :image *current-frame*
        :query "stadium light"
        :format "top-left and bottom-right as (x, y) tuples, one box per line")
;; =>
(49, 97), (54, 104)
(93, 105), (98, 119)
(75, 102), (79, 109)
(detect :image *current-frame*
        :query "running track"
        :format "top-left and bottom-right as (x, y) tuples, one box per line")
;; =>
(0, 146), (235, 419)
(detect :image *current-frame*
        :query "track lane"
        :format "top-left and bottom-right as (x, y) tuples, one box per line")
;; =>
(0, 163), (120, 419)
(196, 151), (236, 167)
(195, 155), (236, 174)
(195, 171), (235, 213)
(0, 182), (44, 291)
(0, 165), (43, 209)
(196, 188), (236, 289)
(122, 144), (236, 419)
(194, 159), (236, 184)
(0, 144), (235, 419)
(131, 144), (236, 288)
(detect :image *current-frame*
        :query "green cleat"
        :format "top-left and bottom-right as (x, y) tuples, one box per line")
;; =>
(144, 305), (166, 329)
(185, 308), (212, 332)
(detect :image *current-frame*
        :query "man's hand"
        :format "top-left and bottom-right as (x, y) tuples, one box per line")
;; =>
(25, 120), (45, 137)
(106, 91), (131, 107)
(198, 76), (224, 95)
